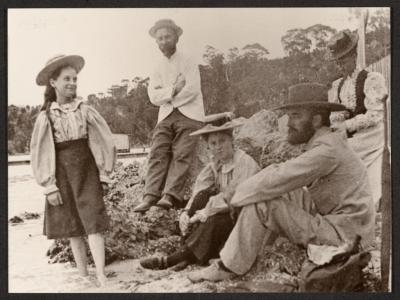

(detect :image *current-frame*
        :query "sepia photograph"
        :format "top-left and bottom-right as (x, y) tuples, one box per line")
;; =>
(7, 7), (391, 293)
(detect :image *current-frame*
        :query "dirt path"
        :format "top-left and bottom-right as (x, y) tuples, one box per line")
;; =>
(9, 215), (382, 293)
(8, 217), (221, 293)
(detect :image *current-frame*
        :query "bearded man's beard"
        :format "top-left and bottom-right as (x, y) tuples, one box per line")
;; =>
(287, 120), (315, 145)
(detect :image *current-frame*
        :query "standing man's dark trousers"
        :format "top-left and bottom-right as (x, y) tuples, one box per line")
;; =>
(144, 109), (203, 206)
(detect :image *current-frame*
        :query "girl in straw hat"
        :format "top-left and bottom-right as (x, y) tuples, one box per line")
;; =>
(139, 114), (260, 270)
(30, 54), (116, 286)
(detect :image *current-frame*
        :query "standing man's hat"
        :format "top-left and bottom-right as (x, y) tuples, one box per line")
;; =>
(149, 19), (183, 38)
(327, 30), (359, 61)
(36, 54), (85, 86)
(273, 83), (346, 111)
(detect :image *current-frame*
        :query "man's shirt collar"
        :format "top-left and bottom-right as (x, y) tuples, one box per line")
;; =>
(305, 126), (332, 150)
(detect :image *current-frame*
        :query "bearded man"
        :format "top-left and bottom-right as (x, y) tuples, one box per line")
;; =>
(187, 82), (375, 282)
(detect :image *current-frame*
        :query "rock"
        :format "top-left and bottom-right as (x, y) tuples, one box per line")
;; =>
(9, 212), (41, 225)
(248, 237), (307, 279)
(232, 110), (305, 166)
(103, 176), (182, 261)
(9, 216), (24, 224)
(188, 142), (206, 192)
(278, 115), (289, 135)
(196, 110), (285, 165)
(260, 132), (306, 168)
(234, 109), (279, 163)
(20, 212), (40, 220)
(46, 239), (75, 264)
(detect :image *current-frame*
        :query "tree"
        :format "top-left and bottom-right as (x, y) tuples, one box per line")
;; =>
(306, 24), (337, 50)
(281, 28), (312, 56)
(227, 47), (240, 63)
(281, 25), (337, 56)
(348, 8), (390, 65)
(365, 8), (390, 64)
(200, 45), (231, 114)
(8, 19), (388, 154)
(241, 43), (269, 60)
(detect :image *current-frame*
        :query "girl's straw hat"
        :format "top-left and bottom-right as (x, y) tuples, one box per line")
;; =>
(36, 54), (85, 86)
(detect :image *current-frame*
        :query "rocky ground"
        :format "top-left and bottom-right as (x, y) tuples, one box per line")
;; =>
(8, 110), (384, 292)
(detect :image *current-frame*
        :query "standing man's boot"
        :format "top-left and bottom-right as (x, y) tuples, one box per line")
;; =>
(133, 195), (160, 212)
(156, 194), (179, 209)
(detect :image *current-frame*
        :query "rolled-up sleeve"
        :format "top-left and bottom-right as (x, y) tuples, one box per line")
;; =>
(84, 105), (117, 184)
(231, 141), (338, 207)
(30, 111), (58, 195)
(171, 57), (202, 108)
(345, 72), (387, 133)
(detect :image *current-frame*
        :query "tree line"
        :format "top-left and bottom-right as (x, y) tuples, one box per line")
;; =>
(8, 10), (389, 154)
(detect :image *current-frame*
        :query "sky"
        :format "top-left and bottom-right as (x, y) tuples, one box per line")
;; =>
(7, 7), (386, 107)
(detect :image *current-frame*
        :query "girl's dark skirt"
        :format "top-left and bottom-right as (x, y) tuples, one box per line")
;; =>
(185, 213), (234, 265)
(43, 138), (109, 239)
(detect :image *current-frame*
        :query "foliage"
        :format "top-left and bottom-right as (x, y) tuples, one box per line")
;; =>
(365, 8), (390, 65)
(87, 79), (158, 147)
(8, 11), (389, 154)
(8, 105), (41, 154)
(260, 132), (306, 168)
(281, 24), (337, 56)
(248, 237), (307, 279)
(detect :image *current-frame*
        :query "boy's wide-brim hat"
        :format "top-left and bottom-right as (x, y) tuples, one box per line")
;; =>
(327, 30), (359, 61)
(190, 120), (243, 136)
(273, 83), (346, 112)
(36, 54), (85, 86)
(190, 112), (242, 136)
(149, 19), (183, 38)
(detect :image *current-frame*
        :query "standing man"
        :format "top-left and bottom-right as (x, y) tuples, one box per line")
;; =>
(134, 19), (205, 212)
(188, 83), (375, 282)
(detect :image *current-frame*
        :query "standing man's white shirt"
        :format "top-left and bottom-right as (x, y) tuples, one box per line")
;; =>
(148, 50), (205, 123)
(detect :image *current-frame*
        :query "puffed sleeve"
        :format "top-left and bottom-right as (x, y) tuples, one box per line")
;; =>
(83, 104), (117, 184)
(184, 164), (216, 212)
(30, 111), (58, 195)
(345, 72), (388, 133)
(202, 151), (261, 217)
